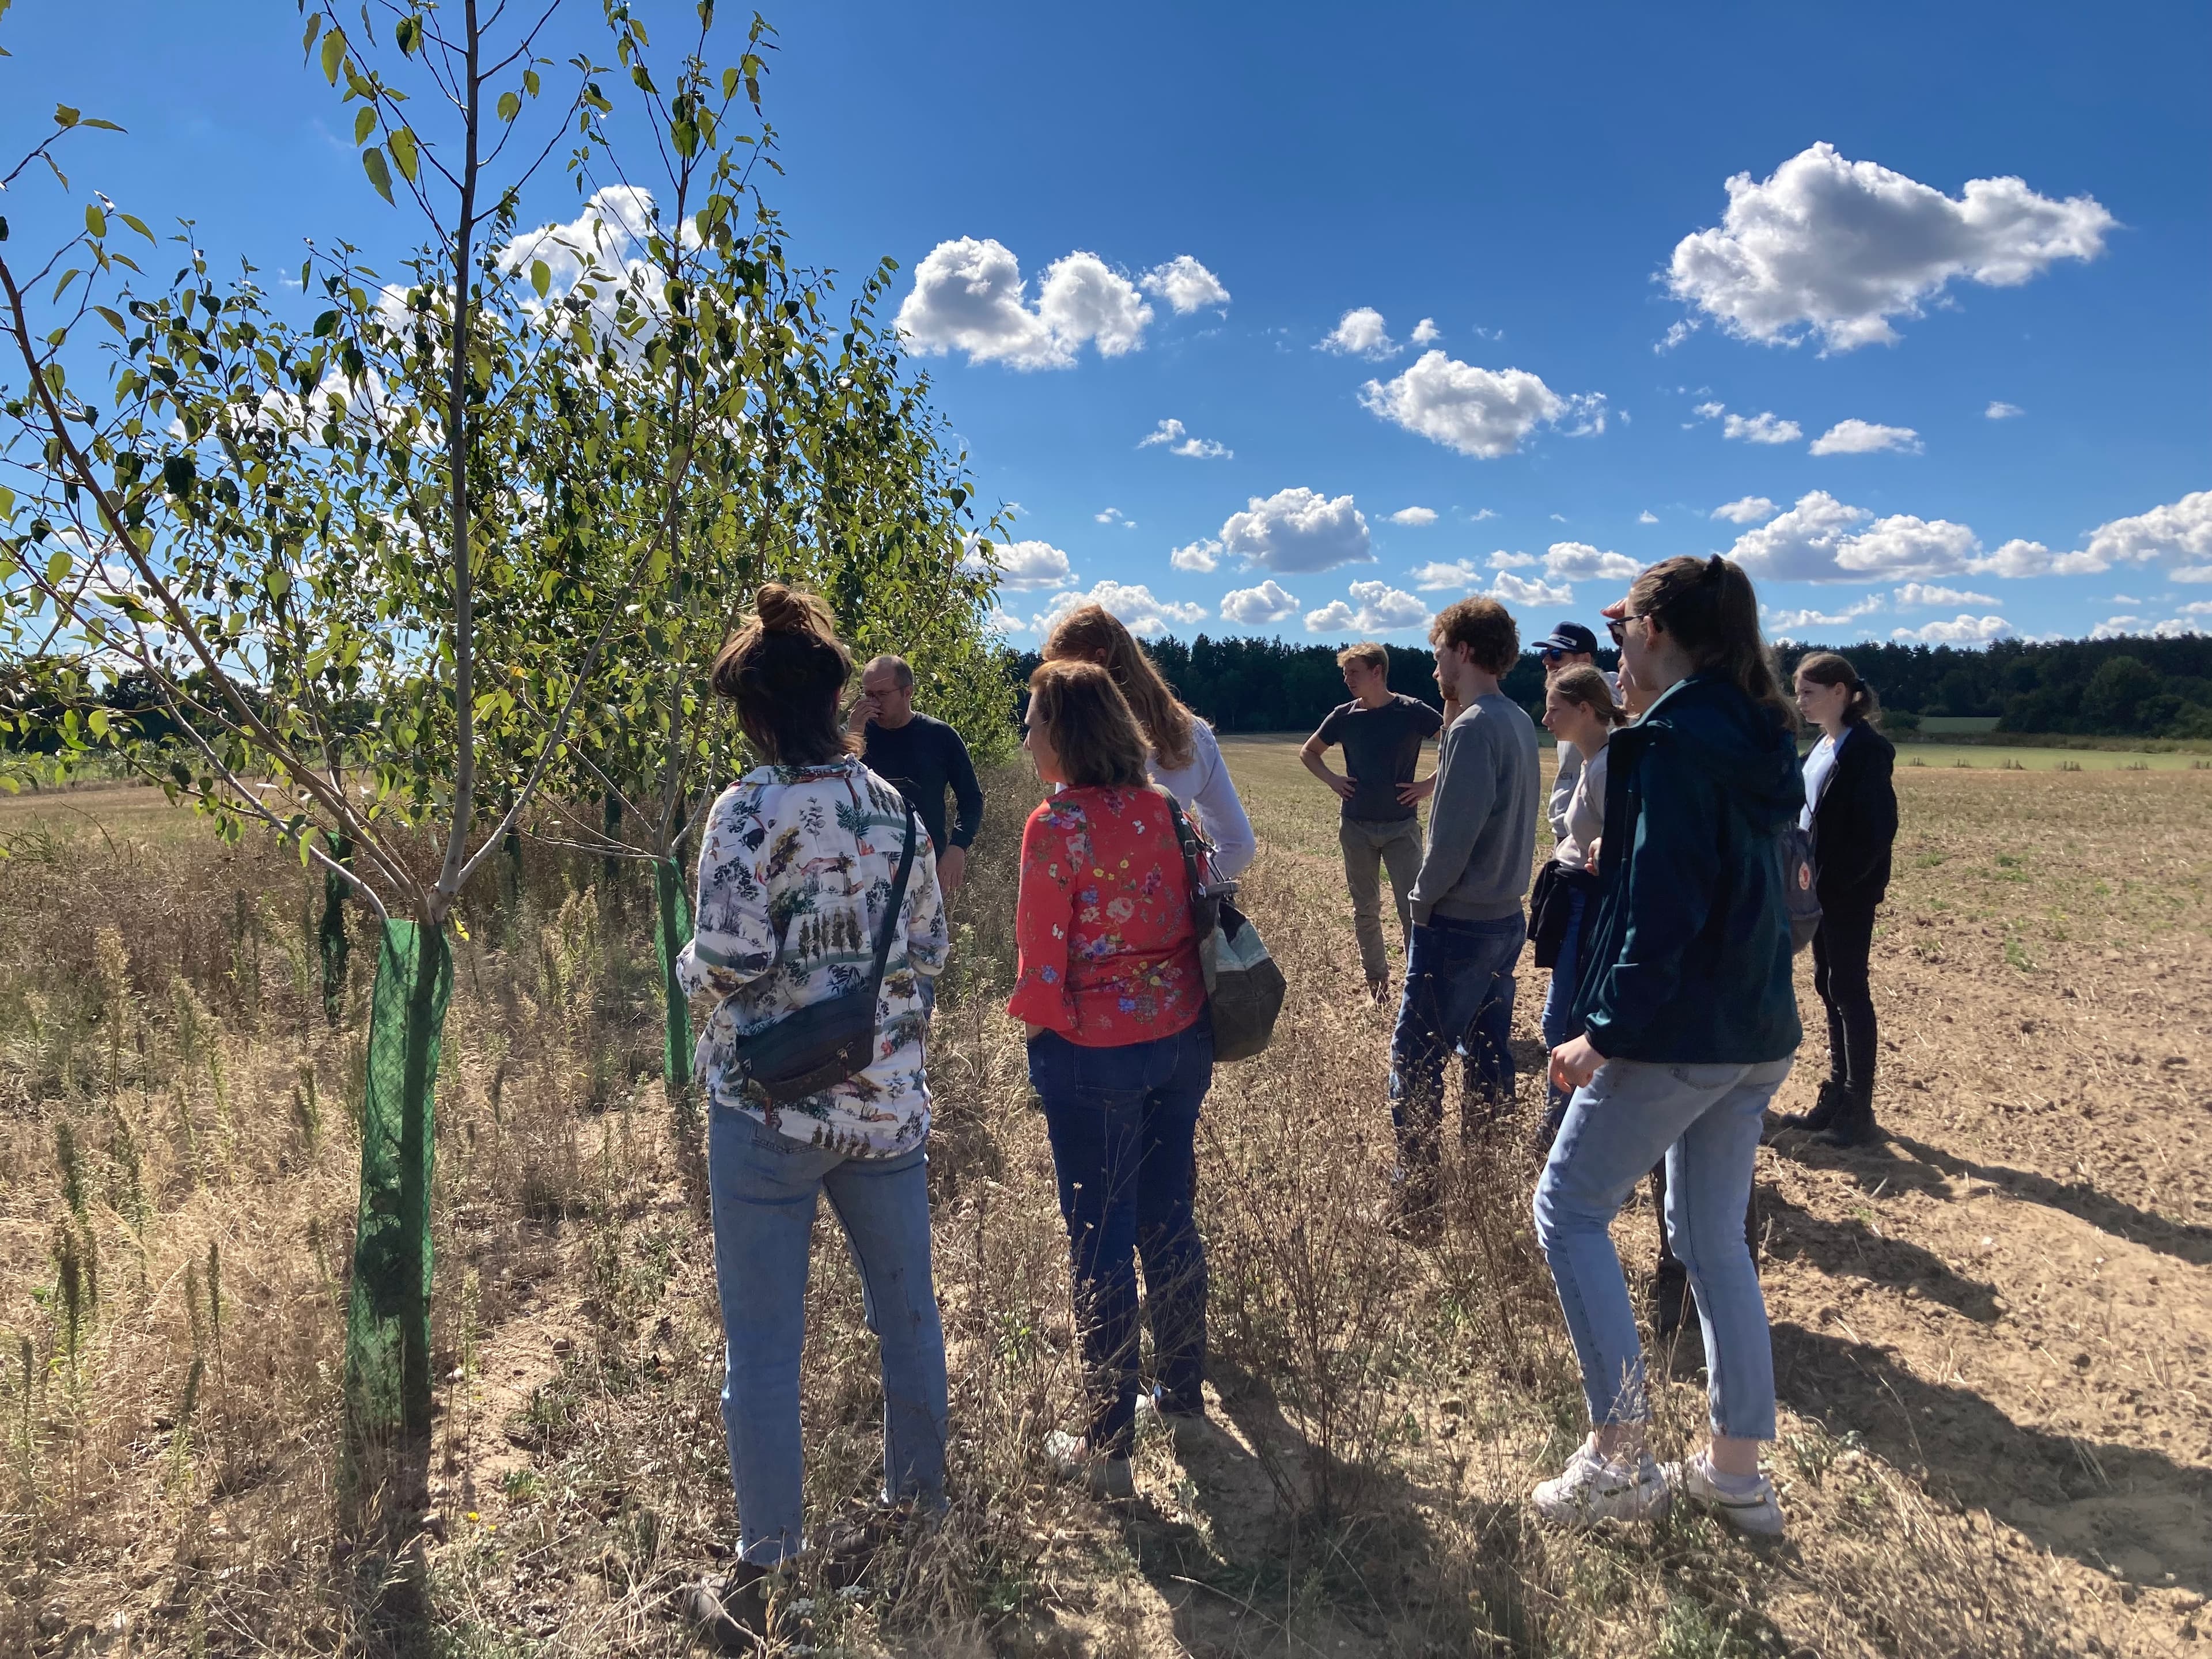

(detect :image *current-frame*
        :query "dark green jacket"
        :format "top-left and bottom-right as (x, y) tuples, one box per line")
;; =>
(1567, 673), (1805, 1064)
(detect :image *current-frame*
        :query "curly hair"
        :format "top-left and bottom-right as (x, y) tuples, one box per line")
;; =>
(1429, 596), (1520, 676)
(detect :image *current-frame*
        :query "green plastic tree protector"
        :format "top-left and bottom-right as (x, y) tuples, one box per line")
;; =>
(343, 920), (452, 1452)
(653, 857), (695, 1092)
(319, 831), (352, 1025)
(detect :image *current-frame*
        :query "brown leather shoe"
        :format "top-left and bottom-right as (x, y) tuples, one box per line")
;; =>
(687, 1562), (775, 1651)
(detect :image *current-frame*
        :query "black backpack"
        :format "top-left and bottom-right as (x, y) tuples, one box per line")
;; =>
(1781, 825), (1821, 955)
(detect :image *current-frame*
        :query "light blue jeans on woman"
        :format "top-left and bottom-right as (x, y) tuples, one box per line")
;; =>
(707, 1106), (948, 1566)
(1532, 1055), (1793, 1439)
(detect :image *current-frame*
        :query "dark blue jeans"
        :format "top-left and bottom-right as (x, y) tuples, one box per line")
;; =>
(1389, 911), (1527, 1188)
(1029, 1018), (1215, 1458)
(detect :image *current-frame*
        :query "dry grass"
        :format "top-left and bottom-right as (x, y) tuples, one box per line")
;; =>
(1, 752), (2206, 1657)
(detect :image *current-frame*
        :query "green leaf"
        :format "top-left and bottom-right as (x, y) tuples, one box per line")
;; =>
(530, 259), (551, 299)
(354, 106), (376, 144)
(85, 203), (105, 237)
(362, 146), (395, 204)
(45, 547), (71, 586)
(394, 15), (419, 55)
(92, 305), (126, 335)
(88, 708), (110, 739)
(265, 568), (292, 602)
(81, 118), (123, 132)
(523, 68), (540, 97)
(118, 212), (152, 241)
(302, 13), (321, 53)
(53, 103), (79, 128)
(388, 126), (419, 183)
(319, 25), (346, 86)
(497, 90), (521, 123)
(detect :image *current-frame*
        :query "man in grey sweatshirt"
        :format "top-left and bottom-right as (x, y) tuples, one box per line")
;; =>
(1388, 596), (1540, 1224)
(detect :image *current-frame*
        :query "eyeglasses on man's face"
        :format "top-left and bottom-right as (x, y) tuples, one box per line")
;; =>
(1538, 647), (1567, 663)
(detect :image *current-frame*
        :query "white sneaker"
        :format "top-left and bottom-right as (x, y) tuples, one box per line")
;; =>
(1531, 1441), (1669, 1527)
(1662, 1452), (1785, 1536)
(1044, 1429), (1134, 1499)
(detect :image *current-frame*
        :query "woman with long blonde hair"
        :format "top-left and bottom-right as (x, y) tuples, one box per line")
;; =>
(1041, 605), (1256, 877)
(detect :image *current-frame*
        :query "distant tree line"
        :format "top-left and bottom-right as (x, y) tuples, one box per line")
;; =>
(1009, 631), (2212, 741)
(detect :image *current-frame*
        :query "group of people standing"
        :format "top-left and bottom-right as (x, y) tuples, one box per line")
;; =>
(676, 552), (1898, 1641)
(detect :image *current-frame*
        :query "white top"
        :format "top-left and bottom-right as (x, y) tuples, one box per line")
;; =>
(1800, 727), (1847, 832)
(1149, 718), (1257, 878)
(1552, 745), (1608, 873)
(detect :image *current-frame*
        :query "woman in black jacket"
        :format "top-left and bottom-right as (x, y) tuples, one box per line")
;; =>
(1775, 652), (1897, 1147)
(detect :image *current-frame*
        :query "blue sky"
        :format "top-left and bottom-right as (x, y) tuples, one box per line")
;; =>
(3, 0), (2207, 650)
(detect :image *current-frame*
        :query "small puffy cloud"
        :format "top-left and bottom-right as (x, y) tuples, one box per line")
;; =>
(2088, 615), (2199, 639)
(1656, 319), (1698, 353)
(1219, 487), (1373, 573)
(1032, 581), (1205, 638)
(1388, 506), (1439, 527)
(1488, 571), (1577, 608)
(1893, 581), (1995, 608)
(1410, 317), (1441, 345)
(897, 238), (1153, 368)
(960, 536), (1076, 591)
(1321, 306), (1398, 359)
(1723, 410), (1801, 445)
(1169, 538), (1222, 574)
(1408, 559), (1486, 592)
(1809, 418), (1923, 456)
(2173, 565), (2212, 584)
(1725, 490), (1870, 581)
(1834, 513), (1980, 579)
(1767, 593), (1886, 633)
(1488, 549), (1535, 569)
(1985, 400), (2024, 419)
(1360, 353), (1606, 459)
(1469, 507), (1499, 521)
(1712, 495), (1778, 524)
(1543, 541), (1641, 582)
(2080, 490), (2212, 571)
(1096, 507), (1135, 527)
(1304, 580), (1432, 635)
(1638, 510), (1660, 525)
(1665, 141), (2115, 351)
(1219, 579), (1301, 626)
(1967, 537), (2085, 579)
(1139, 255), (1230, 314)
(1138, 417), (1231, 459)
(1891, 613), (2013, 645)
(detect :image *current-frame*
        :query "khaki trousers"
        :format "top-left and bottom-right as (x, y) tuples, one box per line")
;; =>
(1339, 816), (1423, 984)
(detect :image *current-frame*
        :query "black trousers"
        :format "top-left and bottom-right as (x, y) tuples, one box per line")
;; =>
(1812, 900), (1879, 1095)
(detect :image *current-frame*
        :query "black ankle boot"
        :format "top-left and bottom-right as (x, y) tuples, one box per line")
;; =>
(1778, 1078), (1847, 1132)
(1813, 1085), (1877, 1148)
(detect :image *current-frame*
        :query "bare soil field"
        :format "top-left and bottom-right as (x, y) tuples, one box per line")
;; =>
(1, 741), (2205, 1657)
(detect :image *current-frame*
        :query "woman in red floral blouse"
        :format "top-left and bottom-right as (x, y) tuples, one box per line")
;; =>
(1011, 660), (1215, 1498)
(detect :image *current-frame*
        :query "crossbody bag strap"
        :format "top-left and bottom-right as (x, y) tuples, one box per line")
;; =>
(866, 806), (920, 994)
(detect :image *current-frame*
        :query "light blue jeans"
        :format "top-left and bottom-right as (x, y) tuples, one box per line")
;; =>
(707, 1107), (948, 1566)
(1533, 1055), (1794, 1440)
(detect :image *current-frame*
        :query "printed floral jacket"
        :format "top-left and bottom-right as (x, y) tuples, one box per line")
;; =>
(678, 757), (945, 1155)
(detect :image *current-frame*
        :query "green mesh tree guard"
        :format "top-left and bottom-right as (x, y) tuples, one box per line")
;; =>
(319, 831), (352, 1026)
(653, 857), (695, 1092)
(343, 920), (452, 1455)
(601, 791), (624, 891)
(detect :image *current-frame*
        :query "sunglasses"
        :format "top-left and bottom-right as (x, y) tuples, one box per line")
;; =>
(1538, 647), (1568, 662)
(1605, 614), (1644, 646)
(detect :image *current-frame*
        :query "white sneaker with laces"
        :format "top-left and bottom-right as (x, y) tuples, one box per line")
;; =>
(1044, 1429), (1134, 1499)
(1531, 1441), (1669, 1527)
(1662, 1452), (1784, 1536)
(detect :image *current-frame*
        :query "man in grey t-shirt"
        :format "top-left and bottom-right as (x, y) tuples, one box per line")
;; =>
(1388, 599), (1539, 1227)
(1300, 642), (1444, 1002)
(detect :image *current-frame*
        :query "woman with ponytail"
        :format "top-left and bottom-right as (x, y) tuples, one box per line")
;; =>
(1774, 651), (1897, 1147)
(1531, 555), (1804, 1537)
(1042, 605), (1257, 878)
(679, 585), (950, 1643)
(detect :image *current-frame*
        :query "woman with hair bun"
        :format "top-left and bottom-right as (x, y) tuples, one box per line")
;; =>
(1041, 604), (1257, 878)
(679, 584), (950, 1644)
(1774, 650), (1897, 1148)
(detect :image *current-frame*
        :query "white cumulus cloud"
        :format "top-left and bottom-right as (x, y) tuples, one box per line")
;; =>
(1665, 142), (2115, 351)
(1139, 255), (1230, 314)
(1833, 514), (1981, 579)
(2088, 615), (2200, 640)
(1488, 572), (1576, 608)
(1767, 594), (1887, 633)
(1304, 580), (1432, 636)
(1638, 510), (1660, 525)
(1388, 506), (1439, 527)
(1711, 495), (1778, 524)
(1723, 410), (1802, 445)
(1219, 487), (1373, 574)
(1810, 418), (1923, 456)
(1096, 507), (1134, 527)
(1169, 539), (1221, 574)
(1321, 307), (1398, 359)
(1489, 550), (1536, 569)
(2080, 491), (2212, 571)
(1410, 317), (1441, 345)
(1030, 581), (1206, 639)
(1728, 491), (1982, 582)
(1219, 579), (1300, 626)
(1985, 400), (2024, 419)
(1138, 417), (1231, 459)
(1408, 559), (1486, 592)
(960, 536), (1076, 592)
(1892, 613), (2014, 645)
(897, 238), (1154, 368)
(1360, 352), (1605, 459)
(1893, 581), (1995, 608)
(1543, 541), (1641, 582)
